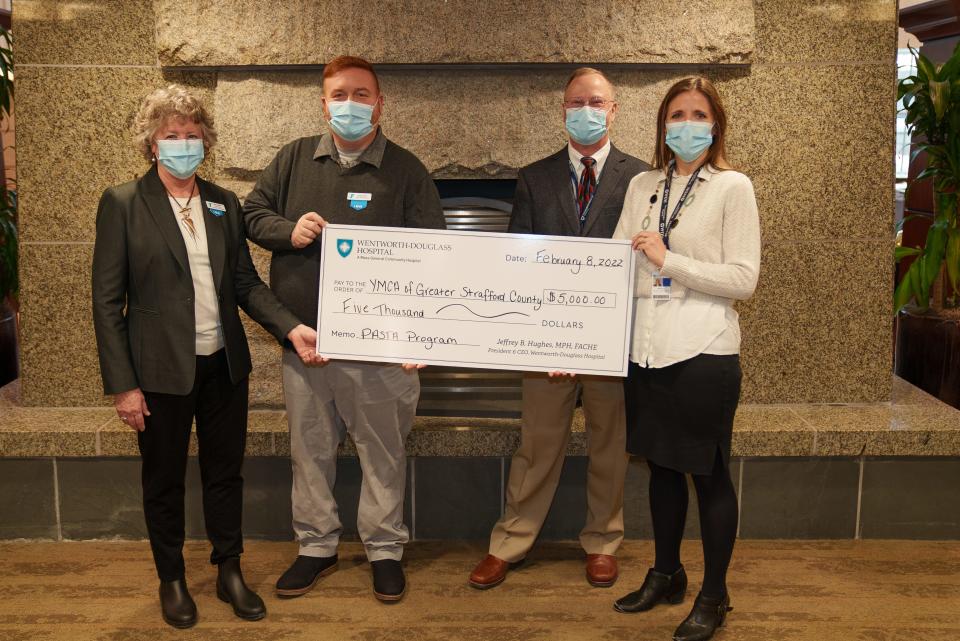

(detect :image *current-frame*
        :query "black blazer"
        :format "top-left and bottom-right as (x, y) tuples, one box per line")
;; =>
(508, 144), (648, 238)
(92, 165), (300, 396)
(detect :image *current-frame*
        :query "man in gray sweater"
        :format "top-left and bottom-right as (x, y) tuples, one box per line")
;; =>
(243, 55), (445, 603)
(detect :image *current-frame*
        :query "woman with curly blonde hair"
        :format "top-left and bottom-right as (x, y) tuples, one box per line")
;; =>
(92, 84), (320, 628)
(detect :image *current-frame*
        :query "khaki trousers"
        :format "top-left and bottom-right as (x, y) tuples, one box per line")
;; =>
(283, 352), (419, 562)
(489, 373), (629, 562)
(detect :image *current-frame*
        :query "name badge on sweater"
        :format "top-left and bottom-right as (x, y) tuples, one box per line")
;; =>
(651, 272), (672, 301)
(205, 201), (226, 217)
(347, 192), (372, 211)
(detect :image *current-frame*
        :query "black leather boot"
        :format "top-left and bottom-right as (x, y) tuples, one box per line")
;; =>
(371, 559), (406, 602)
(159, 578), (197, 629)
(614, 566), (687, 613)
(217, 557), (266, 621)
(673, 592), (732, 641)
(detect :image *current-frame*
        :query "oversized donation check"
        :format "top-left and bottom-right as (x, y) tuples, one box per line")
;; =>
(316, 224), (636, 375)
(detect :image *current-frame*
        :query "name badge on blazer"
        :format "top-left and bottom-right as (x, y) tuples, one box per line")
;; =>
(347, 192), (372, 211)
(206, 201), (227, 217)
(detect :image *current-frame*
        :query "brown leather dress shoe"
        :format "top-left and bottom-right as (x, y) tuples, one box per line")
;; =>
(469, 554), (514, 590)
(586, 554), (619, 588)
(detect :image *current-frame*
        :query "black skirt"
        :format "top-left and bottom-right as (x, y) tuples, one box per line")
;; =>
(623, 354), (742, 475)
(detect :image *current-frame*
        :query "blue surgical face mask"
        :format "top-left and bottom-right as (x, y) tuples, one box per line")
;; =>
(327, 99), (377, 141)
(565, 106), (608, 146)
(665, 120), (714, 163)
(156, 138), (204, 179)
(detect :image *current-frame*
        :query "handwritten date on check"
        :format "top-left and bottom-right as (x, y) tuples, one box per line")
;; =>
(316, 224), (636, 376)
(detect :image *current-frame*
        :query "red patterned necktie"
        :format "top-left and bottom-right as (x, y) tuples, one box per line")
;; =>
(577, 156), (597, 229)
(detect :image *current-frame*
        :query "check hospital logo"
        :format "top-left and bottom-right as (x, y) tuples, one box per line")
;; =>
(344, 238), (453, 260)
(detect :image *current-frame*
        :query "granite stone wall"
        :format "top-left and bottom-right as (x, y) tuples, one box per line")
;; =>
(155, 0), (757, 66)
(15, 0), (896, 406)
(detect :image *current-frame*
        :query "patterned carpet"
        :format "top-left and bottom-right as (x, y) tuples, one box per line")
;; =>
(1, 539), (958, 641)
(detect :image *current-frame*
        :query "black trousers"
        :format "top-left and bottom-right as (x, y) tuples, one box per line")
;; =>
(138, 349), (248, 582)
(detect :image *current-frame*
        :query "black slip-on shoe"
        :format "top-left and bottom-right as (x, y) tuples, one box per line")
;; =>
(275, 554), (339, 598)
(371, 559), (406, 602)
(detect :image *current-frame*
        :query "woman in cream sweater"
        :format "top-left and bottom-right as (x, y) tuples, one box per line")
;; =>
(611, 76), (761, 641)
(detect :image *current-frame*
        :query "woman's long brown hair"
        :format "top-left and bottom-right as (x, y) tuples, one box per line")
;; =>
(653, 76), (733, 171)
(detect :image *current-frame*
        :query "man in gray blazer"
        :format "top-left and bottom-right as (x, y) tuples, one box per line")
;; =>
(470, 67), (649, 590)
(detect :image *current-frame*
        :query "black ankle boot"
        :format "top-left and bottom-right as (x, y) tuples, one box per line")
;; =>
(217, 557), (266, 621)
(673, 592), (732, 641)
(614, 566), (687, 613)
(159, 578), (197, 629)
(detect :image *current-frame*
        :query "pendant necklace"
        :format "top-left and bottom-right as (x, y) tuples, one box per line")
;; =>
(166, 183), (199, 242)
(641, 191), (658, 231)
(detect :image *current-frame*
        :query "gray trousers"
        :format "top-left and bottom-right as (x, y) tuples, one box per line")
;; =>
(282, 351), (419, 561)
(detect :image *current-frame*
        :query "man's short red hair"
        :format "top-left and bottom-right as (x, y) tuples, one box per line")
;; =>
(322, 55), (380, 93)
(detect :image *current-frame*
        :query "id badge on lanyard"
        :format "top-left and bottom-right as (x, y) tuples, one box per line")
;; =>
(652, 162), (701, 301)
(651, 272), (672, 301)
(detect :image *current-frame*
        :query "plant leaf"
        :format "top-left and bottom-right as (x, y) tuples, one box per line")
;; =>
(894, 260), (927, 311)
(939, 52), (960, 80)
(930, 79), (951, 120)
(917, 52), (938, 82)
(910, 252), (929, 309)
(895, 268), (915, 312)
(946, 229), (960, 295)
(896, 213), (929, 232)
(895, 246), (923, 261)
(919, 223), (948, 303)
(910, 144), (930, 164)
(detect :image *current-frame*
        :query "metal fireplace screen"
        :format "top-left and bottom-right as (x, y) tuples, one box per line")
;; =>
(416, 193), (522, 418)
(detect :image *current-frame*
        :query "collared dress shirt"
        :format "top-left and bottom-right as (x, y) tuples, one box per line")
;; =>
(567, 139), (611, 183)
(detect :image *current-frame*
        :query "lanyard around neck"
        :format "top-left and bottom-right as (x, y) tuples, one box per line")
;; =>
(658, 161), (702, 249)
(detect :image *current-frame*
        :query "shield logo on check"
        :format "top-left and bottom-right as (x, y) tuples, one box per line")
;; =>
(337, 239), (354, 258)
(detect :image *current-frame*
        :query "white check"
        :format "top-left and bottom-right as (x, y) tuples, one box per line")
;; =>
(316, 224), (637, 375)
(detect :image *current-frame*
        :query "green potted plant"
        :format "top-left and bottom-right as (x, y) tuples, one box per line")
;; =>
(0, 24), (16, 387)
(895, 42), (960, 312)
(894, 41), (960, 406)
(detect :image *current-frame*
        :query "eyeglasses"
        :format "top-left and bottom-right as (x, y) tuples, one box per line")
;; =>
(563, 98), (614, 109)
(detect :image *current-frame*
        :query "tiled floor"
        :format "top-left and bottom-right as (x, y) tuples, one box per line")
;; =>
(0, 539), (958, 640)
